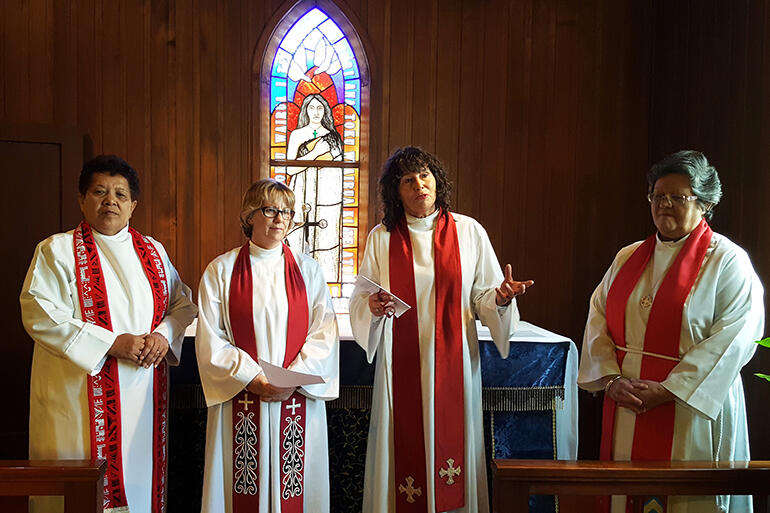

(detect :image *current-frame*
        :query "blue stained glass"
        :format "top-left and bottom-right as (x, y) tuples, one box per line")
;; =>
(270, 77), (288, 112)
(343, 80), (361, 111)
(319, 19), (344, 44)
(281, 8), (328, 54)
(332, 39), (359, 79)
(272, 48), (292, 78)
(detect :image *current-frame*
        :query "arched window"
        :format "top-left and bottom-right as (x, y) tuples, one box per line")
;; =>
(261, 1), (369, 313)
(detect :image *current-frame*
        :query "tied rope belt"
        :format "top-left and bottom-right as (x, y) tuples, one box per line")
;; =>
(614, 345), (681, 363)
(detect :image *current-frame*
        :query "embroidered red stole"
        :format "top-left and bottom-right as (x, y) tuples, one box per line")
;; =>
(229, 243), (309, 513)
(74, 221), (170, 513)
(389, 210), (464, 512)
(599, 220), (712, 512)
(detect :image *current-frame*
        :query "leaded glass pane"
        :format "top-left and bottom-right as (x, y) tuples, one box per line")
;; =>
(269, 7), (362, 312)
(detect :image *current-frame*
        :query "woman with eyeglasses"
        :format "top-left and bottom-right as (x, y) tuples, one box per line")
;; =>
(578, 150), (764, 513)
(196, 178), (339, 513)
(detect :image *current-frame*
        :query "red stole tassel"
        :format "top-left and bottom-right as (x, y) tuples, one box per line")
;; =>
(599, 219), (712, 512)
(75, 221), (169, 513)
(390, 210), (464, 512)
(229, 243), (309, 513)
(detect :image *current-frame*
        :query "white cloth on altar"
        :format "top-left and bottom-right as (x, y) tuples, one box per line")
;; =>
(578, 231), (764, 513)
(349, 211), (518, 513)
(20, 224), (197, 513)
(196, 242), (339, 513)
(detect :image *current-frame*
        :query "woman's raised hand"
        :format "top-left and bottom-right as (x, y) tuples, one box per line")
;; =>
(495, 264), (535, 306)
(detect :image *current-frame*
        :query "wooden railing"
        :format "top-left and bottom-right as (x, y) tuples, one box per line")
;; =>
(492, 459), (770, 513)
(0, 460), (106, 513)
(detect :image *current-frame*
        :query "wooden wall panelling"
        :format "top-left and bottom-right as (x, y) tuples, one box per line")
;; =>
(174, 0), (202, 290)
(0, 0), (5, 118)
(4, 0), (30, 121)
(150, 0), (175, 257)
(77, 0), (102, 153)
(101, 0), (126, 161)
(410, 0), (437, 152)
(501, 0), (533, 302)
(29, 0), (53, 122)
(477, 0), (510, 249)
(221, 1), (243, 249)
(516, 0), (556, 329)
(434, 0), (462, 209)
(455, 0), (484, 218)
(386, 0), (414, 151)
(364, 0), (390, 222)
(52, 1), (77, 125)
(198, 0), (223, 271)
(125, 0), (152, 234)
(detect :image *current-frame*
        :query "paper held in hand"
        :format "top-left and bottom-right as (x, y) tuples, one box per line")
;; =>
(257, 358), (325, 388)
(353, 275), (412, 318)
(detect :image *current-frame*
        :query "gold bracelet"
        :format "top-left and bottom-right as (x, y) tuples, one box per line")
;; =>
(604, 374), (624, 393)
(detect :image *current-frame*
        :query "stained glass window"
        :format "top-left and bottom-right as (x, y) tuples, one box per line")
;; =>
(268, 6), (363, 313)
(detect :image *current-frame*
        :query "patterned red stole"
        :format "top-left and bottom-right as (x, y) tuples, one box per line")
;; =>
(229, 243), (309, 513)
(389, 210), (464, 512)
(599, 219), (712, 512)
(74, 221), (170, 513)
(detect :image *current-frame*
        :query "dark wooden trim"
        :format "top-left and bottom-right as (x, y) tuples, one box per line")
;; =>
(0, 459), (106, 513)
(0, 122), (87, 230)
(492, 459), (770, 513)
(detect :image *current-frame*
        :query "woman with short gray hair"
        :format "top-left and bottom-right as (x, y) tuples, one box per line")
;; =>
(579, 150), (764, 512)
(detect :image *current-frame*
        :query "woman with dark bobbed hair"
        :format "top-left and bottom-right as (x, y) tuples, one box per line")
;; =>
(579, 150), (764, 513)
(21, 155), (197, 513)
(350, 147), (534, 513)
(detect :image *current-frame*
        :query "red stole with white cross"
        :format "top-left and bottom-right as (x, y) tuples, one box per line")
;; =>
(599, 219), (712, 512)
(74, 221), (170, 513)
(389, 210), (464, 512)
(229, 243), (309, 513)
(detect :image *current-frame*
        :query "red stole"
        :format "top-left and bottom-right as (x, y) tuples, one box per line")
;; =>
(599, 220), (712, 511)
(229, 243), (309, 513)
(74, 221), (170, 513)
(389, 210), (464, 512)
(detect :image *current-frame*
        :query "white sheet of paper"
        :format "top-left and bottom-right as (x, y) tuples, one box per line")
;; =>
(354, 275), (412, 318)
(258, 358), (325, 388)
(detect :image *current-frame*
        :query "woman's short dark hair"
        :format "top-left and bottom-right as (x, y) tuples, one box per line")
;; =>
(647, 150), (722, 220)
(79, 155), (140, 200)
(379, 147), (452, 231)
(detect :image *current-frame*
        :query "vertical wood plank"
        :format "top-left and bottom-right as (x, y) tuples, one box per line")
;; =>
(101, 0), (126, 156)
(174, 0), (202, 288)
(4, 0), (31, 121)
(78, 0), (102, 152)
(53, 0), (78, 125)
(124, 0), (150, 232)
(410, 0), (437, 151)
(150, 0), (175, 254)
(476, 0), (509, 249)
(434, 0), (461, 207)
(198, 0), (222, 269)
(386, 0), (413, 149)
(455, 0), (484, 218)
(29, 0), (54, 122)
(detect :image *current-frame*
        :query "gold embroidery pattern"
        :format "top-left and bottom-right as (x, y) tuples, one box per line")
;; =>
(438, 458), (461, 485)
(398, 476), (422, 503)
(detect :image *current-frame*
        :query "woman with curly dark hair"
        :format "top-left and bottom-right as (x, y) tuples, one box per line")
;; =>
(350, 146), (534, 513)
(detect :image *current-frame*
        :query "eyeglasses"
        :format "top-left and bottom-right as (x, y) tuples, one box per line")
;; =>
(646, 193), (699, 207)
(258, 206), (295, 220)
